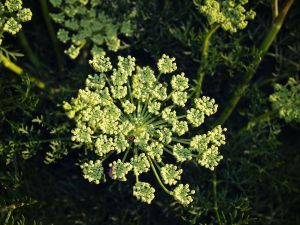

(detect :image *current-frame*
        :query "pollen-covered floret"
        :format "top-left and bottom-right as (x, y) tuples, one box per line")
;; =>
(195, 96), (218, 116)
(65, 54), (226, 205)
(3, 18), (21, 35)
(172, 91), (188, 107)
(197, 0), (256, 33)
(187, 108), (205, 127)
(156, 128), (172, 144)
(5, 0), (22, 12)
(161, 164), (183, 185)
(157, 54), (177, 74)
(130, 153), (150, 176)
(64, 45), (81, 59)
(89, 55), (112, 73)
(133, 182), (155, 204)
(81, 160), (105, 184)
(197, 145), (223, 170)
(172, 184), (195, 206)
(109, 159), (132, 181)
(145, 141), (164, 162)
(16, 8), (32, 22)
(173, 144), (192, 162)
(122, 100), (136, 114)
(171, 73), (189, 91)
(0, 0), (32, 38)
(172, 120), (188, 136)
(118, 55), (136, 75)
(190, 125), (226, 170)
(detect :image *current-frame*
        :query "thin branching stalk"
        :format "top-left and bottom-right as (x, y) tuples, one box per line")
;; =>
(18, 31), (41, 69)
(234, 109), (279, 137)
(147, 154), (171, 195)
(3, 206), (15, 225)
(39, 0), (63, 71)
(212, 172), (222, 225)
(195, 24), (220, 97)
(214, 0), (294, 126)
(0, 53), (45, 89)
(273, 0), (279, 18)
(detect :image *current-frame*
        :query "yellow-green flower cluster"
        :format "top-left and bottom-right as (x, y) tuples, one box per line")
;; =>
(133, 182), (155, 204)
(190, 125), (226, 170)
(80, 160), (105, 184)
(161, 164), (183, 185)
(172, 184), (195, 206)
(157, 54), (177, 74)
(49, 0), (135, 59)
(0, 0), (32, 41)
(64, 54), (226, 205)
(197, 0), (256, 32)
(269, 78), (300, 123)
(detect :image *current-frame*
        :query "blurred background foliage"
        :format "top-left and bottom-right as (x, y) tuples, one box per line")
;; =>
(0, 0), (299, 224)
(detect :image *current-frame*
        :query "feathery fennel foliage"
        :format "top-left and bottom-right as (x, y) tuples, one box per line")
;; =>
(63, 54), (226, 205)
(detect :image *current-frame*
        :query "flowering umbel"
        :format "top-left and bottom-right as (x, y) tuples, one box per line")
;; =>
(0, 0), (32, 43)
(64, 54), (227, 205)
(269, 78), (300, 123)
(196, 0), (256, 33)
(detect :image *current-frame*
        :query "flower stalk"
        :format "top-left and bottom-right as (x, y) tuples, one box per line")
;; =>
(235, 109), (279, 137)
(147, 154), (171, 195)
(18, 31), (41, 69)
(195, 24), (220, 97)
(39, 0), (63, 71)
(212, 172), (222, 225)
(214, 0), (295, 126)
(0, 53), (45, 89)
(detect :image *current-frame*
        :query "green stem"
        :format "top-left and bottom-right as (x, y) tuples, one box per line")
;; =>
(100, 151), (113, 163)
(172, 138), (190, 145)
(17, 31), (41, 69)
(195, 24), (220, 97)
(39, 0), (63, 71)
(212, 172), (222, 225)
(234, 109), (279, 137)
(4, 205), (16, 225)
(163, 147), (174, 156)
(273, 0), (279, 18)
(147, 154), (171, 195)
(122, 147), (130, 162)
(17, 137), (70, 145)
(214, 0), (294, 126)
(0, 53), (45, 89)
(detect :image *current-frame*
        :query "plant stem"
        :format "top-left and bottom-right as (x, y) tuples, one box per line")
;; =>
(3, 204), (16, 225)
(234, 109), (279, 137)
(0, 53), (45, 89)
(147, 154), (171, 195)
(39, 0), (63, 71)
(214, 0), (294, 126)
(18, 31), (41, 69)
(273, 0), (279, 18)
(195, 24), (220, 97)
(122, 147), (130, 162)
(212, 172), (222, 225)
